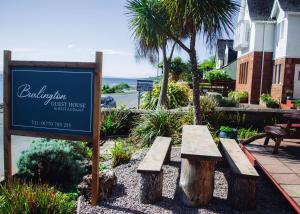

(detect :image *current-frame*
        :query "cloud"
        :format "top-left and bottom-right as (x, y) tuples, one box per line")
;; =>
(88, 48), (133, 56)
(67, 44), (75, 49)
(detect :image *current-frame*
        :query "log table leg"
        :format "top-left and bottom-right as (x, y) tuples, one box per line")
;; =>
(139, 171), (163, 204)
(179, 158), (216, 207)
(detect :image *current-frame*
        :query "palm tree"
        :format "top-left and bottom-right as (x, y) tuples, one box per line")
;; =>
(162, 0), (238, 124)
(126, 0), (176, 109)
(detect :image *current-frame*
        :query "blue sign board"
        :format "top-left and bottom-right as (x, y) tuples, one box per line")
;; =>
(137, 80), (153, 92)
(11, 67), (94, 136)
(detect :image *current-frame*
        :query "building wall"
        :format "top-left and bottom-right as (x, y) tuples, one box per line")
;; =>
(273, 5), (288, 59)
(285, 14), (300, 58)
(236, 52), (273, 104)
(271, 58), (300, 102)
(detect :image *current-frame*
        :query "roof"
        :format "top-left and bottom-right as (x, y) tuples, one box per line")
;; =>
(247, 0), (274, 21)
(278, 0), (300, 12)
(216, 39), (234, 60)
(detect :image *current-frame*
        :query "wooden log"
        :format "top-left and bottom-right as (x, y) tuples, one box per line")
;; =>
(179, 158), (216, 207)
(139, 171), (163, 204)
(228, 171), (257, 211)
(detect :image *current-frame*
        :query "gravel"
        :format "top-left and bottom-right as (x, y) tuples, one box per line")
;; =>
(80, 148), (293, 214)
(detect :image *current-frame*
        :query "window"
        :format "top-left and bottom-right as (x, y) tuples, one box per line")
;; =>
(239, 62), (248, 84)
(273, 64), (282, 84)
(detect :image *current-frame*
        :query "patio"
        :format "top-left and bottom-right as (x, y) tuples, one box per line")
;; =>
(243, 138), (300, 213)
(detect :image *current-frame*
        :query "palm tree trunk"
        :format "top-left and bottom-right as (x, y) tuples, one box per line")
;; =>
(157, 43), (169, 109)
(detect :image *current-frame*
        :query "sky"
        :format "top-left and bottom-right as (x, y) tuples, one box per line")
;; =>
(0, 0), (236, 78)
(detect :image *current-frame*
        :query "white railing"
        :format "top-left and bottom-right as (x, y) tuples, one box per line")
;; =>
(233, 20), (250, 51)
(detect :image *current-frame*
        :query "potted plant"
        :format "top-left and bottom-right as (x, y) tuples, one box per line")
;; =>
(219, 126), (237, 139)
(296, 99), (300, 110)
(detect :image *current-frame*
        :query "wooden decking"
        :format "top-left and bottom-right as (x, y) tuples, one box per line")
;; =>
(244, 138), (300, 212)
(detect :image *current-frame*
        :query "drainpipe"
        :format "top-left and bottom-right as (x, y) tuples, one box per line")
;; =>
(259, 24), (266, 96)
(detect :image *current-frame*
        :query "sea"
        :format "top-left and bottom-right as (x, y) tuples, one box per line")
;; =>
(0, 74), (145, 102)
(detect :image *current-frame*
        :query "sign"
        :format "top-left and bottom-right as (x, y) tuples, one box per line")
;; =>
(11, 67), (94, 136)
(137, 79), (153, 92)
(3, 50), (102, 206)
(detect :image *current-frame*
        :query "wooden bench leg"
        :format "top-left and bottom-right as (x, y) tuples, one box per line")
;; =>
(179, 158), (216, 207)
(273, 138), (283, 154)
(264, 136), (270, 145)
(228, 172), (258, 211)
(139, 171), (163, 204)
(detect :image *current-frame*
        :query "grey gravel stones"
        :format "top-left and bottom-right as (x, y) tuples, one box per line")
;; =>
(79, 148), (292, 214)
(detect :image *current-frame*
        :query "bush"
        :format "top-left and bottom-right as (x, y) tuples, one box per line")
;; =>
(0, 182), (76, 214)
(296, 98), (300, 107)
(204, 69), (231, 82)
(260, 94), (279, 108)
(101, 107), (131, 137)
(111, 139), (131, 167)
(238, 127), (259, 140)
(220, 126), (234, 132)
(141, 81), (190, 109)
(17, 140), (87, 187)
(102, 83), (130, 94)
(228, 91), (248, 103)
(215, 96), (238, 107)
(131, 109), (181, 146)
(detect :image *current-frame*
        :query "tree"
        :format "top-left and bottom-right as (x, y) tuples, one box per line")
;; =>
(159, 56), (189, 81)
(163, 0), (238, 124)
(198, 56), (216, 73)
(126, 0), (176, 109)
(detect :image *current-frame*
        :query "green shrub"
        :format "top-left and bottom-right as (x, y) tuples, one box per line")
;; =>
(228, 91), (248, 103)
(260, 94), (279, 108)
(101, 107), (131, 137)
(17, 140), (87, 187)
(296, 98), (300, 107)
(141, 81), (190, 109)
(215, 96), (238, 107)
(102, 83), (130, 94)
(111, 139), (131, 167)
(204, 69), (231, 82)
(0, 182), (76, 214)
(238, 127), (259, 140)
(131, 109), (181, 146)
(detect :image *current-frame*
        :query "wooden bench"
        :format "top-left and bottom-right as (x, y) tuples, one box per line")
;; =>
(137, 136), (171, 204)
(180, 125), (222, 207)
(220, 138), (259, 211)
(264, 126), (287, 153)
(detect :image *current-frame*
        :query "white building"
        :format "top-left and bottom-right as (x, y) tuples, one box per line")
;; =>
(234, 0), (300, 104)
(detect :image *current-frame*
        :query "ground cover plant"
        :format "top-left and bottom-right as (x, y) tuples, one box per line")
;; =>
(111, 139), (132, 167)
(238, 127), (259, 140)
(0, 182), (76, 214)
(141, 81), (190, 110)
(17, 139), (89, 188)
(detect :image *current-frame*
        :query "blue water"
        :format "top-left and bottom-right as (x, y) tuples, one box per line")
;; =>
(0, 74), (145, 102)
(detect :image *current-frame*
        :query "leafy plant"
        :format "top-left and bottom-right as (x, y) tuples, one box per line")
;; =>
(141, 81), (190, 109)
(131, 109), (181, 145)
(220, 126), (234, 133)
(17, 140), (87, 187)
(238, 127), (259, 140)
(215, 96), (238, 107)
(111, 139), (131, 167)
(296, 98), (300, 107)
(228, 91), (248, 103)
(102, 83), (130, 94)
(101, 107), (131, 137)
(0, 182), (76, 214)
(204, 69), (231, 82)
(266, 99), (279, 108)
(260, 93), (272, 103)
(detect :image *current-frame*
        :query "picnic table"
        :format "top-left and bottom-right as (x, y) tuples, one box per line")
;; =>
(180, 125), (222, 207)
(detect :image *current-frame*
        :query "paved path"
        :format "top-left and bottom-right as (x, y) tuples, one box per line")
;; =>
(246, 138), (300, 211)
(108, 92), (139, 109)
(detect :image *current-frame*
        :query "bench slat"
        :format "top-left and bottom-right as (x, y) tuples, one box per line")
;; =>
(137, 137), (171, 173)
(181, 125), (222, 160)
(220, 138), (259, 178)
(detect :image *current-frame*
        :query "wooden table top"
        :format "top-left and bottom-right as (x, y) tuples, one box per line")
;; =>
(181, 125), (222, 160)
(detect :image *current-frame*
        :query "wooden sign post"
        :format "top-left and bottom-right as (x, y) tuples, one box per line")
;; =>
(3, 50), (102, 206)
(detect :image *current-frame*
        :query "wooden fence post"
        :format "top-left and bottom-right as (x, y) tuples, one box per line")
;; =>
(3, 50), (12, 185)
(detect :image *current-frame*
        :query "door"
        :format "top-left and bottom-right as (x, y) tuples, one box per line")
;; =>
(294, 64), (300, 99)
